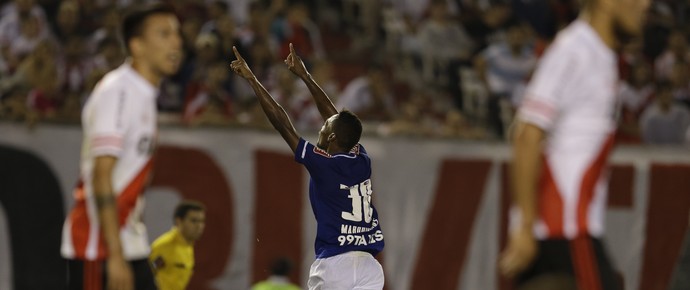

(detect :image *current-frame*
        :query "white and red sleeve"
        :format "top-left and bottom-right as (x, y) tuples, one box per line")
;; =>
(517, 44), (578, 131)
(88, 88), (128, 157)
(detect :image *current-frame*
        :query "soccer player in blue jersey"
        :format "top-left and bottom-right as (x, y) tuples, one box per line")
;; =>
(231, 44), (385, 290)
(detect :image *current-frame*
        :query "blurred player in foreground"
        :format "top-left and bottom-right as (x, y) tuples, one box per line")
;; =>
(149, 201), (206, 290)
(499, 0), (650, 289)
(60, 3), (182, 290)
(231, 44), (385, 290)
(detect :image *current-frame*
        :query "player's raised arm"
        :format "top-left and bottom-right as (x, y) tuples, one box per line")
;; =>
(230, 46), (300, 151)
(285, 43), (338, 120)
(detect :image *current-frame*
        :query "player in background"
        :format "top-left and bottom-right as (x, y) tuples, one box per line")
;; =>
(251, 258), (301, 290)
(499, 0), (650, 289)
(60, 3), (182, 290)
(149, 201), (206, 290)
(231, 44), (385, 290)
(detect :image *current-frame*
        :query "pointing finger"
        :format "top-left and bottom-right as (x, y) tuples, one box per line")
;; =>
(232, 46), (243, 61)
(289, 43), (295, 55)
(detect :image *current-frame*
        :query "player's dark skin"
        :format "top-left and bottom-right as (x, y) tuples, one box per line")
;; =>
(230, 44), (350, 155)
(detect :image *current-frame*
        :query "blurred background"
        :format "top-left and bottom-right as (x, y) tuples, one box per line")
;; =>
(1, 0), (690, 289)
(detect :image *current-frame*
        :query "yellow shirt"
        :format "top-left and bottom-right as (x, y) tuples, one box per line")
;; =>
(149, 228), (194, 290)
(251, 276), (301, 290)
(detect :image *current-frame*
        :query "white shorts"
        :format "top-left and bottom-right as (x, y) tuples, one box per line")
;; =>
(308, 251), (384, 290)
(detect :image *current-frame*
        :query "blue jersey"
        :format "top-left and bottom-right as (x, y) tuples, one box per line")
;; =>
(294, 138), (385, 259)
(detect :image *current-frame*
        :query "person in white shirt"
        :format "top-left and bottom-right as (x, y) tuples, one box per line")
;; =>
(475, 20), (537, 138)
(640, 81), (690, 144)
(655, 29), (690, 81)
(336, 64), (395, 122)
(500, 0), (650, 290)
(61, 3), (182, 290)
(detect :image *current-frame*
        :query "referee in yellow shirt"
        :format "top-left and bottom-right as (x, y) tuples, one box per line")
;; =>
(149, 201), (206, 290)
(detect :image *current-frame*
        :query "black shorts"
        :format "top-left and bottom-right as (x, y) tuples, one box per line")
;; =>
(67, 259), (157, 290)
(517, 236), (620, 290)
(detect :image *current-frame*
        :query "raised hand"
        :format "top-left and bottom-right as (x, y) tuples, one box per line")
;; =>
(285, 43), (308, 78)
(230, 46), (255, 80)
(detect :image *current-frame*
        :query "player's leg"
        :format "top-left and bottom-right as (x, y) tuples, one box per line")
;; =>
(569, 236), (620, 290)
(591, 238), (621, 290)
(307, 258), (328, 290)
(66, 259), (84, 290)
(130, 259), (157, 290)
(67, 259), (106, 290)
(352, 252), (384, 290)
(308, 253), (355, 290)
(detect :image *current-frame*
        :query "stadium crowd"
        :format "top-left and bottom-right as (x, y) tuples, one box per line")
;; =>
(0, 0), (689, 144)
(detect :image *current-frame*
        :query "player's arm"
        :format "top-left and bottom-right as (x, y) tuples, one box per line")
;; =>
(511, 121), (543, 230)
(284, 43), (337, 120)
(230, 47), (300, 151)
(499, 121), (544, 278)
(93, 156), (133, 290)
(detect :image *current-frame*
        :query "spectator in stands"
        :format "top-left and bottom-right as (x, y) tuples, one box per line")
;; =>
(292, 59), (339, 131)
(270, 67), (301, 117)
(92, 36), (124, 72)
(337, 64), (396, 122)
(53, 0), (81, 43)
(0, 0), (47, 45)
(617, 61), (656, 143)
(619, 38), (649, 80)
(417, 0), (475, 88)
(248, 38), (277, 85)
(439, 109), (487, 139)
(272, 2), (325, 61)
(15, 40), (60, 127)
(640, 81), (690, 144)
(58, 37), (92, 98)
(190, 33), (223, 86)
(381, 8), (424, 89)
(201, 0), (230, 34)
(181, 17), (202, 57)
(239, 0), (284, 48)
(215, 14), (250, 67)
(670, 61), (690, 106)
(1, 11), (52, 74)
(643, 2), (675, 60)
(169, 0), (207, 22)
(88, 6), (119, 54)
(475, 20), (536, 138)
(183, 63), (234, 126)
(655, 29), (690, 81)
(167, 16), (203, 106)
(383, 99), (435, 137)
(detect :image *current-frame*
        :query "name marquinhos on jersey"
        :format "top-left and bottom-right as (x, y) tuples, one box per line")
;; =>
(340, 218), (379, 234)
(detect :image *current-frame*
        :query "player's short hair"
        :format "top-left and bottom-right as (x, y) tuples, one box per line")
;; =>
(333, 110), (362, 151)
(270, 258), (293, 276)
(173, 200), (205, 221)
(121, 2), (177, 54)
